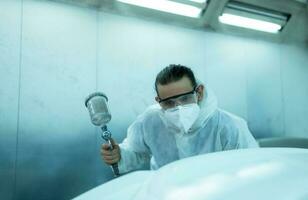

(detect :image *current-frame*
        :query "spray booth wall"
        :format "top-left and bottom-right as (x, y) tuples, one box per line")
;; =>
(0, 0), (307, 199)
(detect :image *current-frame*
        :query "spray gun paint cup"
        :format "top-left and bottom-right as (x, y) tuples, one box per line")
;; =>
(85, 92), (111, 127)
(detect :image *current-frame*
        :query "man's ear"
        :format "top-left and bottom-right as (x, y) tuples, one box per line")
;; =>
(196, 85), (204, 101)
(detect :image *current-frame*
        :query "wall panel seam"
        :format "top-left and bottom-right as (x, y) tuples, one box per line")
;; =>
(13, 0), (24, 199)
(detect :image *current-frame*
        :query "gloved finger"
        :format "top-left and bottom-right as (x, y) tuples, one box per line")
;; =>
(103, 155), (113, 161)
(101, 149), (112, 156)
(105, 158), (119, 165)
(110, 148), (120, 155)
(104, 152), (120, 161)
(102, 143), (111, 150)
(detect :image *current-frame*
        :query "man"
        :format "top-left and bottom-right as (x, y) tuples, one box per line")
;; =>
(101, 64), (258, 174)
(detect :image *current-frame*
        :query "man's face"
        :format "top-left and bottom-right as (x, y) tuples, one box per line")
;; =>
(155, 76), (204, 108)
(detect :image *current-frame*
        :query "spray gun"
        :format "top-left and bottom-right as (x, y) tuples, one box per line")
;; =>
(85, 92), (120, 177)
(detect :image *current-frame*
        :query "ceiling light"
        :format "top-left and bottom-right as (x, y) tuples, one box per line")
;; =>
(219, 1), (290, 33)
(117, 0), (203, 18)
(189, 0), (207, 3)
(219, 13), (282, 33)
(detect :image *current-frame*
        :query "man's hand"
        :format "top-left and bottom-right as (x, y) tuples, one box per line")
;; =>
(101, 139), (121, 165)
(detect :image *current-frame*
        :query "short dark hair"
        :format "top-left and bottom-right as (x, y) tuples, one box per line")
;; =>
(155, 64), (197, 94)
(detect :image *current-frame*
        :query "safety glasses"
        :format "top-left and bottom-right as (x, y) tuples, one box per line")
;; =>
(158, 89), (198, 110)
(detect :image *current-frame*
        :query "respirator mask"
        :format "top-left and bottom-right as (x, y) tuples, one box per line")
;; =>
(159, 89), (201, 133)
(164, 103), (200, 133)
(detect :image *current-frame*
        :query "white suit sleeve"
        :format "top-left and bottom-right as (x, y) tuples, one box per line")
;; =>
(118, 114), (151, 174)
(221, 118), (259, 150)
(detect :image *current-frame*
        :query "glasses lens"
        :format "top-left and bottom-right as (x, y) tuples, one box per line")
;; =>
(160, 100), (176, 109)
(178, 93), (197, 105)
(160, 93), (197, 109)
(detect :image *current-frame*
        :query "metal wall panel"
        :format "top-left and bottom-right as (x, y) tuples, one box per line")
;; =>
(246, 41), (285, 138)
(281, 45), (308, 137)
(16, 1), (99, 199)
(0, 0), (21, 199)
(204, 33), (248, 119)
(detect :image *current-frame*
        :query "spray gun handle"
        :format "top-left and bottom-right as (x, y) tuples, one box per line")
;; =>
(107, 139), (114, 150)
(103, 138), (120, 177)
(101, 126), (120, 177)
(106, 139), (120, 177)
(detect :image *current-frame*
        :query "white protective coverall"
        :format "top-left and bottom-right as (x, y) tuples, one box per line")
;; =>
(118, 87), (259, 174)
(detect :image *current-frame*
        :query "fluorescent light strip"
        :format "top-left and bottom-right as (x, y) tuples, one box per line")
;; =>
(189, 0), (207, 3)
(117, 0), (202, 18)
(219, 13), (282, 33)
